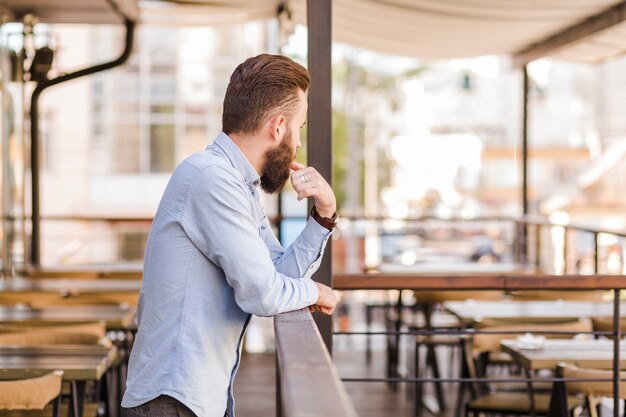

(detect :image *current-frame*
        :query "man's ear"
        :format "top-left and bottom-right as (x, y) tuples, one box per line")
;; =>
(268, 114), (287, 142)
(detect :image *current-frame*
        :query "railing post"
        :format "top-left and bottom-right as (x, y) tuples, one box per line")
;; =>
(613, 289), (621, 417)
(276, 356), (282, 417)
(514, 220), (523, 264)
(535, 224), (541, 271)
(563, 227), (568, 274)
(594, 232), (600, 274)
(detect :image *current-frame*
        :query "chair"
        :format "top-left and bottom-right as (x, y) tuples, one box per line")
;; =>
(410, 308), (463, 416)
(0, 371), (63, 417)
(460, 320), (591, 417)
(591, 317), (626, 339)
(560, 363), (626, 417)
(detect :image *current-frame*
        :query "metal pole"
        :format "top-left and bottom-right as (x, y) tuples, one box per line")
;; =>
(522, 66), (529, 263)
(594, 232), (600, 274)
(563, 227), (568, 274)
(535, 225), (541, 270)
(307, 0), (333, 353)
(30, 19), (135, 267)
(613, 289), (621, 417)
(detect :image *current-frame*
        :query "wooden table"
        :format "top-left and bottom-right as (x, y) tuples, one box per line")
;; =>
(0, 278), (141, 292)
(0, 344), (119, 417)
(0, 344), (117, 380)
(0, 305), (137, 330)
(500, 339), (626, 417)
(500, 339), (626, 370)
(0, 278), (141, 306)
(445, 300), (624, 324)
(28, 264), (143, 279)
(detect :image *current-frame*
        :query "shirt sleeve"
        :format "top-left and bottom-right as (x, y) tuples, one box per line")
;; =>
(179, 163), (319, 317)
(260, 209), (333, 279)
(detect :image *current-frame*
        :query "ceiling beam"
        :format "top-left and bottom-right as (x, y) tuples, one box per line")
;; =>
(513, 1), (626, 67)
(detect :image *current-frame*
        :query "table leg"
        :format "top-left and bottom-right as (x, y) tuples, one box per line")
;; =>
(365, 304), (372, 364)
(103, 366), (120, 417)
(547, 380), (568, 417)
(427, 344), (445, 411)
(414, 340), (423, 417)
(52, 393), (62, 417)
(70, 380), (86, 417)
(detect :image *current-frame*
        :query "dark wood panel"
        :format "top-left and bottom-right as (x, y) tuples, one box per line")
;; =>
(307, 0), (334, 352)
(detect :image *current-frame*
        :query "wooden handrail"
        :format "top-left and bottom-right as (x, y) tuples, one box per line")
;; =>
(334, 273), (626, 291)
(274, 308), (357, 417)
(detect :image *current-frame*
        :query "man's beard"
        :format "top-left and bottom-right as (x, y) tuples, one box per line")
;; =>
(260, 129), (295, 194)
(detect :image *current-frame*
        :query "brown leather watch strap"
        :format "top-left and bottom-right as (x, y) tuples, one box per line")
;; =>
(310, 205), (337, 230)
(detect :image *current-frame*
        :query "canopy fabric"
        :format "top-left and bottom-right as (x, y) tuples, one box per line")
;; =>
(550, 20), (626, 63)
(294, 0), (625, 60)
(139, 0), (626, 62)
(141, 0), (281, 25)
(1, 0), (139, 24)
(5, 0), (626, 62)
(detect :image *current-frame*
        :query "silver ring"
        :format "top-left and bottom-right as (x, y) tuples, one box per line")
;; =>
(300, 174), (307, 184)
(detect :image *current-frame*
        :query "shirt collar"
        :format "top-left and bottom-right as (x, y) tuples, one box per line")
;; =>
(211, 132), (261, 190)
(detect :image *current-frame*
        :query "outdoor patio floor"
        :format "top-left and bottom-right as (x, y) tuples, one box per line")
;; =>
(235, 348), (458, 417)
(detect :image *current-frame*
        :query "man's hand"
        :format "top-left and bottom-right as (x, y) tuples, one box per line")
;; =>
(290, 162), (337, 218)
(310, 282), (337, 315)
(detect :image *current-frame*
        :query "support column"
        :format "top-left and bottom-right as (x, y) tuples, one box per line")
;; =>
(521, 65), (529, 262)
(307, 0), (333, 353)
(522, 65), (529, 216)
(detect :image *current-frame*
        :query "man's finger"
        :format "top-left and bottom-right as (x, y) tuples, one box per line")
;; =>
(290, 161), (305, 171)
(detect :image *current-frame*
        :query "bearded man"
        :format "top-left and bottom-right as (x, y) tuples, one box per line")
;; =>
(121, 54), (338, 417)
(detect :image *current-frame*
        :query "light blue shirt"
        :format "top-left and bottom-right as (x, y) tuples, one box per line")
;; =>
(122, 133), (332, 417)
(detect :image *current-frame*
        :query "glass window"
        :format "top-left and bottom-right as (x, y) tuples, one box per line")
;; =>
(150, 124), (175, 172)
(150, 104), (175, 114)
(113, 124), (141, 174)
(179, 125), (207, 159)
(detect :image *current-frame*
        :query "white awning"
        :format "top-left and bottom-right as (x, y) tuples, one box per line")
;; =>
(140, 0), (626, 64)
(294, 0), (623, 59)
(5, 0), (626, 63)
(1, 0), (139, 24)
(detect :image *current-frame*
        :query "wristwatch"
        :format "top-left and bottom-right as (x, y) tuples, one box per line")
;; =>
(310, 205), (338, 230)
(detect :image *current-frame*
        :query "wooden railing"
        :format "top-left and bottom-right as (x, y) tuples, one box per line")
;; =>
(274, 308), (357, 417)
(334, 272), (626, 291)
(332, 274), (626, 417)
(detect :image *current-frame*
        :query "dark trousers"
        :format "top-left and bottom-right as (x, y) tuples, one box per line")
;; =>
(122, 395), (200, 417)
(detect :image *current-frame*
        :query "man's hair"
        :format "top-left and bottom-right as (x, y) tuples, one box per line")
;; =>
(222, 54), (310, 135)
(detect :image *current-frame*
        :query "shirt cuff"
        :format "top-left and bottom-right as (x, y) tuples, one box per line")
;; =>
(304, 278), (319, 305)
(301, 216), (333, 249)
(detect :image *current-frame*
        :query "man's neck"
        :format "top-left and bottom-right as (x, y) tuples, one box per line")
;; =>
(228, 132), (265, 176)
